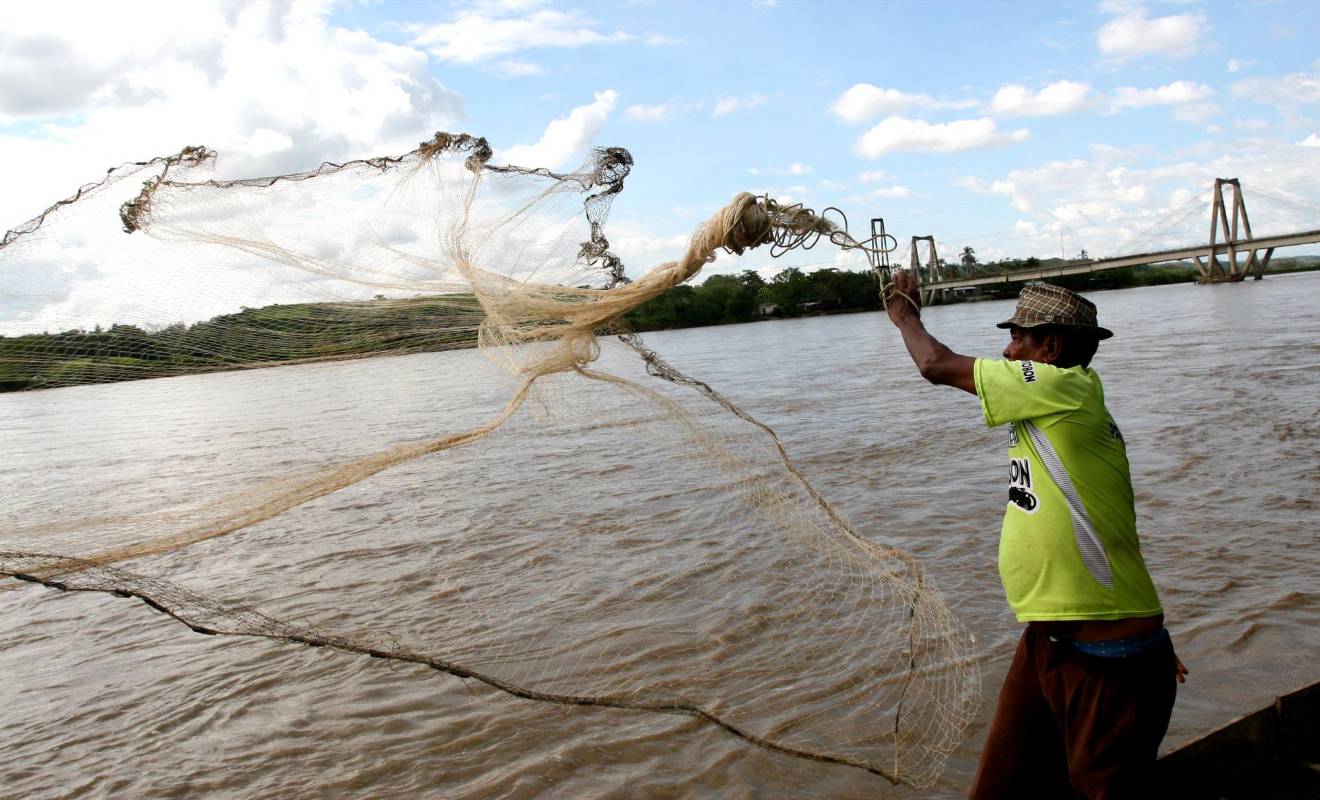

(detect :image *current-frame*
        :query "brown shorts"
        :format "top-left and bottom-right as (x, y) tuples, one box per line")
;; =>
(970, 623), (1177, 800)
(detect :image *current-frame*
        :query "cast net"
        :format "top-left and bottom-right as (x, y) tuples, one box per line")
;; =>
(0, 133), (978, 788)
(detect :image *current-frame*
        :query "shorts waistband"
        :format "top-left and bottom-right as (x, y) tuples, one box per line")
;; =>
(1056, 627), (1169, 658)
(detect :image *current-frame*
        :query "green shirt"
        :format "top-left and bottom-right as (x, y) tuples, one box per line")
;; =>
(974, 358), (1162, 622)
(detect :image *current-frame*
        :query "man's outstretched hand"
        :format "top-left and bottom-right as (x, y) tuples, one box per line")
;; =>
(883, 268), (976, 394)
(886, 269), (922, 326)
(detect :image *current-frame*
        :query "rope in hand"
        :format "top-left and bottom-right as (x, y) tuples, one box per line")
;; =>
(882, 280), (921, 318)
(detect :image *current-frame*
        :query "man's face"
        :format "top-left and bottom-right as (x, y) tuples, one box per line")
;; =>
(1002, 326), (1052, 362)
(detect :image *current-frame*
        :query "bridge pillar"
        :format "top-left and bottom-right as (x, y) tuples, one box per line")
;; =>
(1197, 178), (1269, 283)
(910, 235), (945, 305)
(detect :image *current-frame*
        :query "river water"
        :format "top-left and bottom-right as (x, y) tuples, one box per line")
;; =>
(2, 273), (1317, 798)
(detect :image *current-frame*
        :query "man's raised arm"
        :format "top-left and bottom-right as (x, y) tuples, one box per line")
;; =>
(885, 269), (977, 395)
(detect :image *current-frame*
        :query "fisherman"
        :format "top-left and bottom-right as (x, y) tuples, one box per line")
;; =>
(884, 270), (1187, 799)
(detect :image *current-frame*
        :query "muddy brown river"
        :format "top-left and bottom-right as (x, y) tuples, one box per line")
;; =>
(2, 273), (1317, 798)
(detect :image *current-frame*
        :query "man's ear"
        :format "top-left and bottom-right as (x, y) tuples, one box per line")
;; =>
(1041, 332), (1065, 364)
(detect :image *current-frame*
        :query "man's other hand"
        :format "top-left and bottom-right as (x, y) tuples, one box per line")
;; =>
(887, 269), (922, 326)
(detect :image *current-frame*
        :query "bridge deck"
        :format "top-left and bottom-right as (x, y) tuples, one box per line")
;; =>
(925, 229), (1320, 290)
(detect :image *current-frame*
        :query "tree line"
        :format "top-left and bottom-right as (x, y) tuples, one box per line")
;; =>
(623, 257), (1204, 331)
(626, 267), (882, 331)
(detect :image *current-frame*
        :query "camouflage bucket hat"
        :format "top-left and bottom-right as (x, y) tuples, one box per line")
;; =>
(996, 283), (1113, 340)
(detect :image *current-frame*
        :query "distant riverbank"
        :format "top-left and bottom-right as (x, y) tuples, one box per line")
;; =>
(4, 258), (1315, 391)
(0, 295), (482, 392)
(625, 256), (1320, 333)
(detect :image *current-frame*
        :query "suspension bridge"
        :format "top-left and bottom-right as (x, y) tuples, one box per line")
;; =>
(874, 178), (1320, 305)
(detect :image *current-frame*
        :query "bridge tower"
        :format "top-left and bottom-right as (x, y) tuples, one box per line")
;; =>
(1197, 178), (1274, 283)
(910, 235), (945, 305)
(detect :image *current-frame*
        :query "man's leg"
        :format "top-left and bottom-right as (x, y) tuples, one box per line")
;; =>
(1049, 636), (1178, 800)
(969, 626), (1073, 800)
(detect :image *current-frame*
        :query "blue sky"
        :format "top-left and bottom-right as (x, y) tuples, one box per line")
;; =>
(3, 0), (1319, 280)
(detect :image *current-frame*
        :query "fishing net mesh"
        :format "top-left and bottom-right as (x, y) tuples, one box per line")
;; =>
(0, 133), (978, 787)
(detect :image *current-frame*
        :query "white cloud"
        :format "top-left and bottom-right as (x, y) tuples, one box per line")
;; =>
(831, 85), (934, 122)
(955, 176), (1017, 196)
(744, 183), (809, 204)
(1300, 134), (1320, 147)
(234, 127), (295, 156)
(956, 175), (1033, 211)
(854, 116), (1029, 157)
(493, 59), (547, 77)
(1106, 167), (1148, 203)
(1088, 143), (1135, 161)
(825, 246), (871, 274)
(828, 83), (975, 123)
(989, 80), (1092, 116)
(1174, 103), (1221, 124)
(626, 102), (676, 123)
(624, 98), (701, 123)
(1167, 187), (1195, 207)
(1230, 72), (1320, 108)
(817, 179), (848, 191)
(749, 162), (812, 176)
(610, 225), (691, 271)
(0, 1), (462, 229)
(1234, 118), (1268, 131)
(950, 140), (1320, 261)
(1110, 81), (1214, 110)
(868, 185), (911, 198)
(643, 33), (682, 46)
(1227, 58), (1254, 74)
(1097, 0), (1142, 14)
(1097, 7), (1207, 60)
(713, 93), (768, 117)
(499, 89), (618, 169)
(408, 2), (641, 70)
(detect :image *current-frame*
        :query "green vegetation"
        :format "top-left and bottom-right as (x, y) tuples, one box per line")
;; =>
(626, 268), (882, 331)
(1265, 254), (1320, 274)
(0, 296), (481, 392)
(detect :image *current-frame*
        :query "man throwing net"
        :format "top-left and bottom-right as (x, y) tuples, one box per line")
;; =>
(884, 270), (1187, 799)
